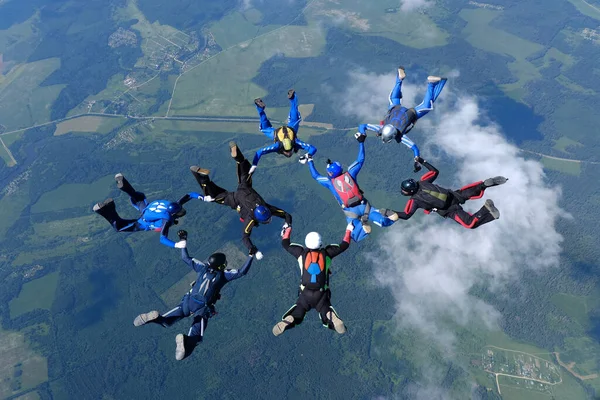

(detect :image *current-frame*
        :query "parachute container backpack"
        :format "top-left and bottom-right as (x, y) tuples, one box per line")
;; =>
(302, 251), (327, 290)
(332, 172), (363, 207)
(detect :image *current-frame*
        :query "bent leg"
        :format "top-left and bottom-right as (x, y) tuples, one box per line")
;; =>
(448, 206), (495, 229)
(94, 199), (141, 232)
(414, 79), (447, 119)
(287, 93), (302, 133)
(158, 303), (187, 327)
(388, 76), (403, 109)
(186, 314), (208, 347)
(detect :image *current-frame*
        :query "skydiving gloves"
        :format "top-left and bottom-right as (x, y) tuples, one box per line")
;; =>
(175, 230), (187, 249)
(354, 132), (366, 143)
(299, 154), (312, 164)
(413, 156), (424, 173)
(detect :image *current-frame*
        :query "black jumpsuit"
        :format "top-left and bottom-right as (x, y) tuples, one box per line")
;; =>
(279, 227), (351, 330)
(397, 161), (496, 229)
(191, 146), (292, 253)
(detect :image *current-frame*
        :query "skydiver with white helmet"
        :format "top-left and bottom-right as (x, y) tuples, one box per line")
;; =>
(358, 66), (447, 172)
(300, 131), (398, 242)
(189, 141), (292, 259)
(133, 230), (254, 360)
(249, 89), (317, 175)
(272, 223), (353, 336)
(93, 173), (203, 248)
(384, 157), (508, 229)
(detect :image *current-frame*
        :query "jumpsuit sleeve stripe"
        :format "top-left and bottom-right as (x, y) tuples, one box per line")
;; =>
(421, 171), (436, 182)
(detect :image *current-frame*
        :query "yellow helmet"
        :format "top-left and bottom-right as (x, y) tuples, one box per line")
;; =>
(275, 126), (295, 152)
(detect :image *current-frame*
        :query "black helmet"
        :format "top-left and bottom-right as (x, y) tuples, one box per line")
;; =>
(206, 253), (227, 271)
(401, 179), (419, 195)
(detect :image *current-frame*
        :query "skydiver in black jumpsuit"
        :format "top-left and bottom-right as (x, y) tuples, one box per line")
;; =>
(272, 223), (354, 336)
(189, 142), (292, 259)
(386, 157), (508, 229)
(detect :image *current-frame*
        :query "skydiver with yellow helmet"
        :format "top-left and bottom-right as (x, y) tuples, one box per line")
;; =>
(249, 89), (317, 175)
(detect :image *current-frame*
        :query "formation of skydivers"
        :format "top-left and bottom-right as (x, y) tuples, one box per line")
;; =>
(93, 67), (508, 360)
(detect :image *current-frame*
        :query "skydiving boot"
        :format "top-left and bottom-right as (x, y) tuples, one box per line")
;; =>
(326, 308), (346, 334)
(287, 89), (295, 99)
(175, 334), (190, 361)
(272, 315), (294, 337)
(398, 66), (406, 80)
(93, 198), (116, 218)
(133, 310), (160, 327)
(427, 75), (446, 83)
(114, 173), (144, 202)
(254, 98), (266, 109)
(483, 176), (508, 188)
(484, 199), (500, 219)
(229, 141), (244, 163)
(189, 166), (210, 187)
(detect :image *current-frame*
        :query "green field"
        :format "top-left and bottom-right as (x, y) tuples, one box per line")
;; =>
(1, 130), (25, 148)
(32, 215), (105, 240)
(54, 115), (125, 136)
(497, 381), (554, 400)
(170, 20), (326, 116)
(0, 58), (66, 130)
(0, 137), (16, 166)
(550, 292), (593, 327)
(566, 0), (600, 20)
(31, 174), (115, 213)
(0, 329), (48, 399)
(552, 136), (584, 153)
(9, 271), (60, 318)
(0, 180), (31, 239)
(541, 156), (582, 176)
(459, 8), (544, 100)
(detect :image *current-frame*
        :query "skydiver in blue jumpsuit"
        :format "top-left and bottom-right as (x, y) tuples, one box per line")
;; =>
(301, 132), (398, 242)
(249, 89), (317, 175)
(133, 230), (254, 360)
(358, 66), (447, 172)
(93, 174), (203, 248)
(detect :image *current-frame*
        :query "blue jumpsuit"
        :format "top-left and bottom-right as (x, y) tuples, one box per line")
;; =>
(307, 141), (396, 242)
(112, 193), (199, 248)
(156, 248), (253, 350)
(358, 75), (447, 157)
(252, 93), (317, 167)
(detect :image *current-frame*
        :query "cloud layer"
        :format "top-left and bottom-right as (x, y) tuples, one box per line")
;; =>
(339, 70), (565, 350)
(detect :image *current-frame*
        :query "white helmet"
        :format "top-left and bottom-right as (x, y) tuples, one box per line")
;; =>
(380, 124), (398, 143)
(305, 232), (322, 250)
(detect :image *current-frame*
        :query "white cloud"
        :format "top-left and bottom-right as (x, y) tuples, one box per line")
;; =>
(338, 70), (565, 351)
(399, 0), (434, 12)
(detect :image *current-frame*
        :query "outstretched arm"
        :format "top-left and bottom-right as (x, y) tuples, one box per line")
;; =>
(295, 139), (317, 156)
(177, 192), (203, 205)
(395, 198), (420, 220)
(252, 142), (282, 167)
(418, 158), (439, 183)
(324, 224), (353, 258)
(281, 225), (305, 258)
(268, 204), (292, 225)
(241, 220), (257, 254)
(348, 140), (365, 180)
(224, 255), (254, 281)
(398, 135), (420, 158)
(358, 123), (383, 136)
(181, 247), (208, 273)
(159, 220), (176, 248)
(307, 159), (330, 188)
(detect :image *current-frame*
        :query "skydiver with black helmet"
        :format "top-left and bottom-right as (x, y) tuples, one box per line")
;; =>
(383, 157), (508, 229)
(272, 223), (353, 336)
(249, 89), (317, 175)
(189, 141), (292, 259)
(93, 173), (203, 248)
(358, 66), (447, 172)
(133, 230), (254, 360)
